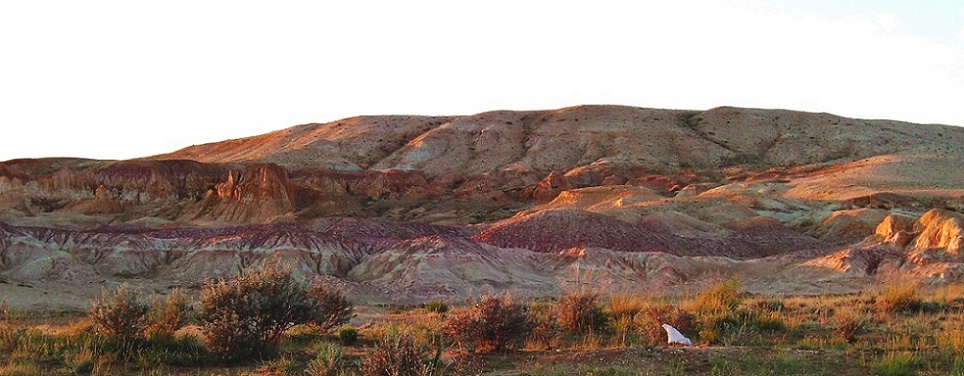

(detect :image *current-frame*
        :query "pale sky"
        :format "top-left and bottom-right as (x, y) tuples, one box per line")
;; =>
(1, 1), (963, 161)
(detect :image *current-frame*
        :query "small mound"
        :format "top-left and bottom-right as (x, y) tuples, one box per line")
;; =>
(473, 209), (671, 253)
(803, 246), (906, 275)
(541, 185), (663, 211)
(810, 209), (890, 244)
(728, 223), (828, 257)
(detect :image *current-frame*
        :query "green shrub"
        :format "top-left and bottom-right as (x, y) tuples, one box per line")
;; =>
(555, 291), (608, 334)
(871, 352), (922, 376)
(198, 264), (318, 361)
(708, 357), (738, 376)
(443, 295), (530, 354)
(338, 325), (359, 346)
(424, 299), (449, 314)
(361, 333), (440, 376)
(306, 341), (345, 376)
(89, 284), (149, 346)
(308, 283), (353, 333)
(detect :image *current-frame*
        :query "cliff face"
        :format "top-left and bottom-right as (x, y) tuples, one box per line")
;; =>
(3, 105), (964, 304)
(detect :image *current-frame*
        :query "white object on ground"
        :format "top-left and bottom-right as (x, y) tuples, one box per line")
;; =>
(661, 323), (692, 346)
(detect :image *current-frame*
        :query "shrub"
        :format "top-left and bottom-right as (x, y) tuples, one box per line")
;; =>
(197, 264), (317, 361)
(145, 288), (191, 343)
(871, 352), (922, 376)
(308, 283), (353, 333)
(88, 284), (149, 346)
(443, 295), (530, 354)
(361, 333), (440, 376)
(0, 363), (43, 376)
(746, 310), (787, 333)
(607, 295), (646, 320)
(0, 324), (26, 352)
(338, 325), (359, 346)
(637, 304), (696, 346)
(833, 312), (866, 344)
(683, 278), (745, 345)
(687, 278), (743, 316)
(877, 284), (922, 314)
(306, 341), (345, 376)
(424, 299), (449, 314)
(556, 291), (609, 334)
(527, 302), (561, 350)
(752, 299), (786, 313)
(63, 347), (96, 374)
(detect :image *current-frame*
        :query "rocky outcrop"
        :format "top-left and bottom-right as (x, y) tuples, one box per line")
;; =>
(809, 209), (890, 244)
(912, 209), (963, 253)
(872, 213), (918, 246)
(190, 164), (296, 223)
(520, 171), (573, 203)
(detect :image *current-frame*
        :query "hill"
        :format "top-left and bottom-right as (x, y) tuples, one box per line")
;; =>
(2, 105), (964, 305)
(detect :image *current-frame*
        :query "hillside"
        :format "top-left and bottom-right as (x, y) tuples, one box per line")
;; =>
(2, 105), (964, 305)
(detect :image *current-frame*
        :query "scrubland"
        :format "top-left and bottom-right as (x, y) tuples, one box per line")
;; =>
(3, 266), (964, 376)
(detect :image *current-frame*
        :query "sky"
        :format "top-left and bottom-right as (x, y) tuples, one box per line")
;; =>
(1, 1), (963, 161)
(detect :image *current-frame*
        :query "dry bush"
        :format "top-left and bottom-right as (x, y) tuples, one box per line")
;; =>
(682, 278), (745, 344)
(684, 278), (743, 316)
(307, 283), (353, 333)
(443, 295), (530, 354)
(361, 333), (440, 376)
(0, 299), (23, 353)
(89, 284), (149, 346)
(198, 264), (317, 361)
(877, 284), (922, 314)
(608, 294), (647, 320)
(636, 304), (696, 346)
(0, 322), (26, 353)
(833, 312), (867, 344)
(935, 327), (964, 354)
(527, 301), (561, 350)
(145, 288), (190, 343)
(556, 291), (609, 334)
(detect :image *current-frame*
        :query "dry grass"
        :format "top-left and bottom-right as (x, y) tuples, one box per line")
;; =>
(877, 284), (923, 314)
(3, 281), (964, 375)
(606, 294), (647, 320)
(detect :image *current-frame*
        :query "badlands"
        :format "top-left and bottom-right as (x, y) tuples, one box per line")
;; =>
(1, 105), (963, 307)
